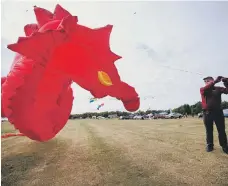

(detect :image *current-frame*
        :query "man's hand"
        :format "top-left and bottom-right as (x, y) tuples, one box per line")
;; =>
(222, 77), (228, 87)
(222, 77), (228, 83)
(214, 76), (223, 83)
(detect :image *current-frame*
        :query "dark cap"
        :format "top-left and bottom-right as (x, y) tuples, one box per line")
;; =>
(203, 76), (214, 81)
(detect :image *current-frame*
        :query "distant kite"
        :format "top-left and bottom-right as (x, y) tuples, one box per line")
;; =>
(97, 103), (104, 110)
(90, 98), (98, 103)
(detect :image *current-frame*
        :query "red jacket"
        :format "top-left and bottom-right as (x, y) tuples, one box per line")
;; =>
(200, 81), (228, 110)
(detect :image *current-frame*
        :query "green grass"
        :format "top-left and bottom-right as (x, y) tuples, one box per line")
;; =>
(1, 118), (228, 186)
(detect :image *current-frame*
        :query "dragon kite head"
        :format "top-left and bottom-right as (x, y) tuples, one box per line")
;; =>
(7, 4), (140, 112)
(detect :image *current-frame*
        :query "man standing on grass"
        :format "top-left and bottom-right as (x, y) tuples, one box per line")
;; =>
(200, 76), (228, 154)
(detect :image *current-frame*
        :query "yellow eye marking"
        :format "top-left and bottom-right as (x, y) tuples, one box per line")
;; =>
(98, 71), (113, 86)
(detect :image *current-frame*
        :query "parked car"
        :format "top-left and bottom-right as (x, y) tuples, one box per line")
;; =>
(143, 114), (153, 120)
(223, 109), (228, 118)
(119, 116), (131, 120)
(153, 112), (168, 119)
(165, 113), (183, 119)
(198, 112), (203, 118)
(97, 116), (105, 120)
(133, 115), (144, 120)
(1, 118), (8, 122)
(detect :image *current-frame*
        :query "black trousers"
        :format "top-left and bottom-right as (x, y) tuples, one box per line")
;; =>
(203, 109), (227, 148)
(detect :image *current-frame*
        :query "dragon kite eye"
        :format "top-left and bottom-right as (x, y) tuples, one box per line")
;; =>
(98, 71), (113, 86)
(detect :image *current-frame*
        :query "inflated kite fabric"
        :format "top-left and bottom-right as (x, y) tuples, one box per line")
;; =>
(1, 77), (7, 117)
(1, 4), (140, 142)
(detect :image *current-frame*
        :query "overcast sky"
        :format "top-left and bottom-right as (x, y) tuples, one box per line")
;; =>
(1, 1), (228, 114)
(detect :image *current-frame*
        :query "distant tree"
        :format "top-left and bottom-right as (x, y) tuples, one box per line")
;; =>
(174, 103), (197, 115)
(190, 101), (202, 115)
(167, 109), (171, 114)
(183, 104), (191, 115)
(69, 100), (228, 119)
(221, 101), (228, 109)
(102, 111), (109, 118)
(145, 109), (152, 115)
(137, 110), (144, 115)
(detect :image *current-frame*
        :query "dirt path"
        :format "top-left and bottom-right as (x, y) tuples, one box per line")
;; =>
(1, 119), (228, 186)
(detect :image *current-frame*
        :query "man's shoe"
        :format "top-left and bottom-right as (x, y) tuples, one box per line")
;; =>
(206, 146), (214, 152)
(222, 146), (228, 154)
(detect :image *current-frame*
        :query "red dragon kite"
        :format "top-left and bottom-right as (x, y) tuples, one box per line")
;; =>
(1, 4), (140, 141)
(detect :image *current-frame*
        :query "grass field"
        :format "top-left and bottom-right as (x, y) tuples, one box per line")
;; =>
(1, 118), (228, 186)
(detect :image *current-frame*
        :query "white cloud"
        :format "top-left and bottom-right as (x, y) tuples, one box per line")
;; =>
(1, 1), (228, 114)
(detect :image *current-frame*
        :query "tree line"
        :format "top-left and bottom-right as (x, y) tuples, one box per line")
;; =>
(173, 101), (228, 115)
(69, 101), (228, 119)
